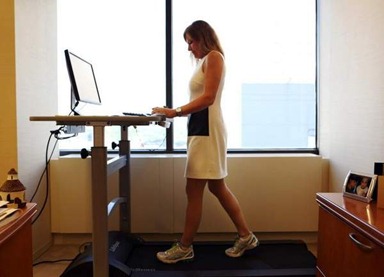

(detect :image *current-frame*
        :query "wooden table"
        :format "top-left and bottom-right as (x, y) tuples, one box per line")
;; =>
(316, 193), (384, 277)
(0, 203), (37, 277)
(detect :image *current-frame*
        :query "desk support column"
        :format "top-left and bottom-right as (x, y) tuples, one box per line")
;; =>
(92, 125), (109, 277)
(119, 126), (131, 233)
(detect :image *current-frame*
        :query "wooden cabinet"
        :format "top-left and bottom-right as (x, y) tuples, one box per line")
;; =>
(316, 193), (384, 277)
(0, 203), (36, 277)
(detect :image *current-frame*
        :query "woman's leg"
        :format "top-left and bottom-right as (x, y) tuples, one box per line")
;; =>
(208, 179), (258, 257)
(207, 179), (251, 237)
(156, 178), (206, 263)
(180, 178), (207, 247)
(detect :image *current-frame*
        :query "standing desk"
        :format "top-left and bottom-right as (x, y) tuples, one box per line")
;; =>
(30, 115), (166, 277)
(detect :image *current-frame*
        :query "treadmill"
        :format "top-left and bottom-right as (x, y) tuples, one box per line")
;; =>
(61, 231), (316, 277)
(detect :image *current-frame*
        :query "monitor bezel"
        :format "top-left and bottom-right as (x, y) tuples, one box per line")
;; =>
(64, 49), (102, 106)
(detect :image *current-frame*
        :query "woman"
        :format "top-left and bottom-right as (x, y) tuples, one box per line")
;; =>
(152, 20), (258, 264)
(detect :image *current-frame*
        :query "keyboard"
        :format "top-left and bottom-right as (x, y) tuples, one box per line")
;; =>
(122, 112), (151, 116)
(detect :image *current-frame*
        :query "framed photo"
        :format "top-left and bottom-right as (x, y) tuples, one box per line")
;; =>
(343, 170), (377, 203)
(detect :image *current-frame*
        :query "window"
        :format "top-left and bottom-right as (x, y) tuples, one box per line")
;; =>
(57, 0), (167, 151)
(58, 0), (317, 153)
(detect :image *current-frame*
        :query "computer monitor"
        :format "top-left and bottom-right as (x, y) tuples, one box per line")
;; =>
(64, 49), (101, 115)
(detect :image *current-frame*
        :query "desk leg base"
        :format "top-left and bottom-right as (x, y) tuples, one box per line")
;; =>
(60, 231), (139, 277)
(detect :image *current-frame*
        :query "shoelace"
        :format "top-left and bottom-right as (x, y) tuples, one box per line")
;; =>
(166, 243), (180, 254)
(166, 243), (189, 255)
(233, 235), (251, 249)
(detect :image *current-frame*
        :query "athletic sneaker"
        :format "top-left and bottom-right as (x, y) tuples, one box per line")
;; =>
(225, 233), (259, 258)
(156, 242), (194, 264)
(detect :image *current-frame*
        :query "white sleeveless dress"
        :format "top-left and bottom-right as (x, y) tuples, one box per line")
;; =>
(185, 51), (227, 179)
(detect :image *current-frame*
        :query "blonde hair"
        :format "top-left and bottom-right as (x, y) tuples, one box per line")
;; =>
(183, 20), (224, 57)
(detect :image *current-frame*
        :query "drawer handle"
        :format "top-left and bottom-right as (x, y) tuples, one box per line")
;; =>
(348, 233), (374, 252)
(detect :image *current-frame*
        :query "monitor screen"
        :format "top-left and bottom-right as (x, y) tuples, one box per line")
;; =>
(64, 50), (101, 112)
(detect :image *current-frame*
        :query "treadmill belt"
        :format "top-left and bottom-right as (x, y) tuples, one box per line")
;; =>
(127, 240), (316, 276)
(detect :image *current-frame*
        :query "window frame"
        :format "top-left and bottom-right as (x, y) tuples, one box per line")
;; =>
(59, 0), (319, 156)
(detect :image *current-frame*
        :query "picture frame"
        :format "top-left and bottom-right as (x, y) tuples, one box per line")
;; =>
(342, 170), (377, 203)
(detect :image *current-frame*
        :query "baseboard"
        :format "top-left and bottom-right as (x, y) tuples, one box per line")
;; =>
(33, 239), (53, 260)
(53, 233), (93, 245)
(53, 231), (318, 245)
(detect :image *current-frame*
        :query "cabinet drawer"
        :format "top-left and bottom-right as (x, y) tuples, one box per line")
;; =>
(317, 207), (384, 277)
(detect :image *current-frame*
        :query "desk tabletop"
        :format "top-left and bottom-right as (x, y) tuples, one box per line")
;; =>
(0, 203), (37, 245)
(316, 192), (384, 247)
(30, 114), (166, 126)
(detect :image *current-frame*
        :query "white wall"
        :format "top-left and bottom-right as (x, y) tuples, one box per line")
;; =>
(50, 154), (325, 235)
(318, 0), (384, 191)
(15, 0), (58, 257)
